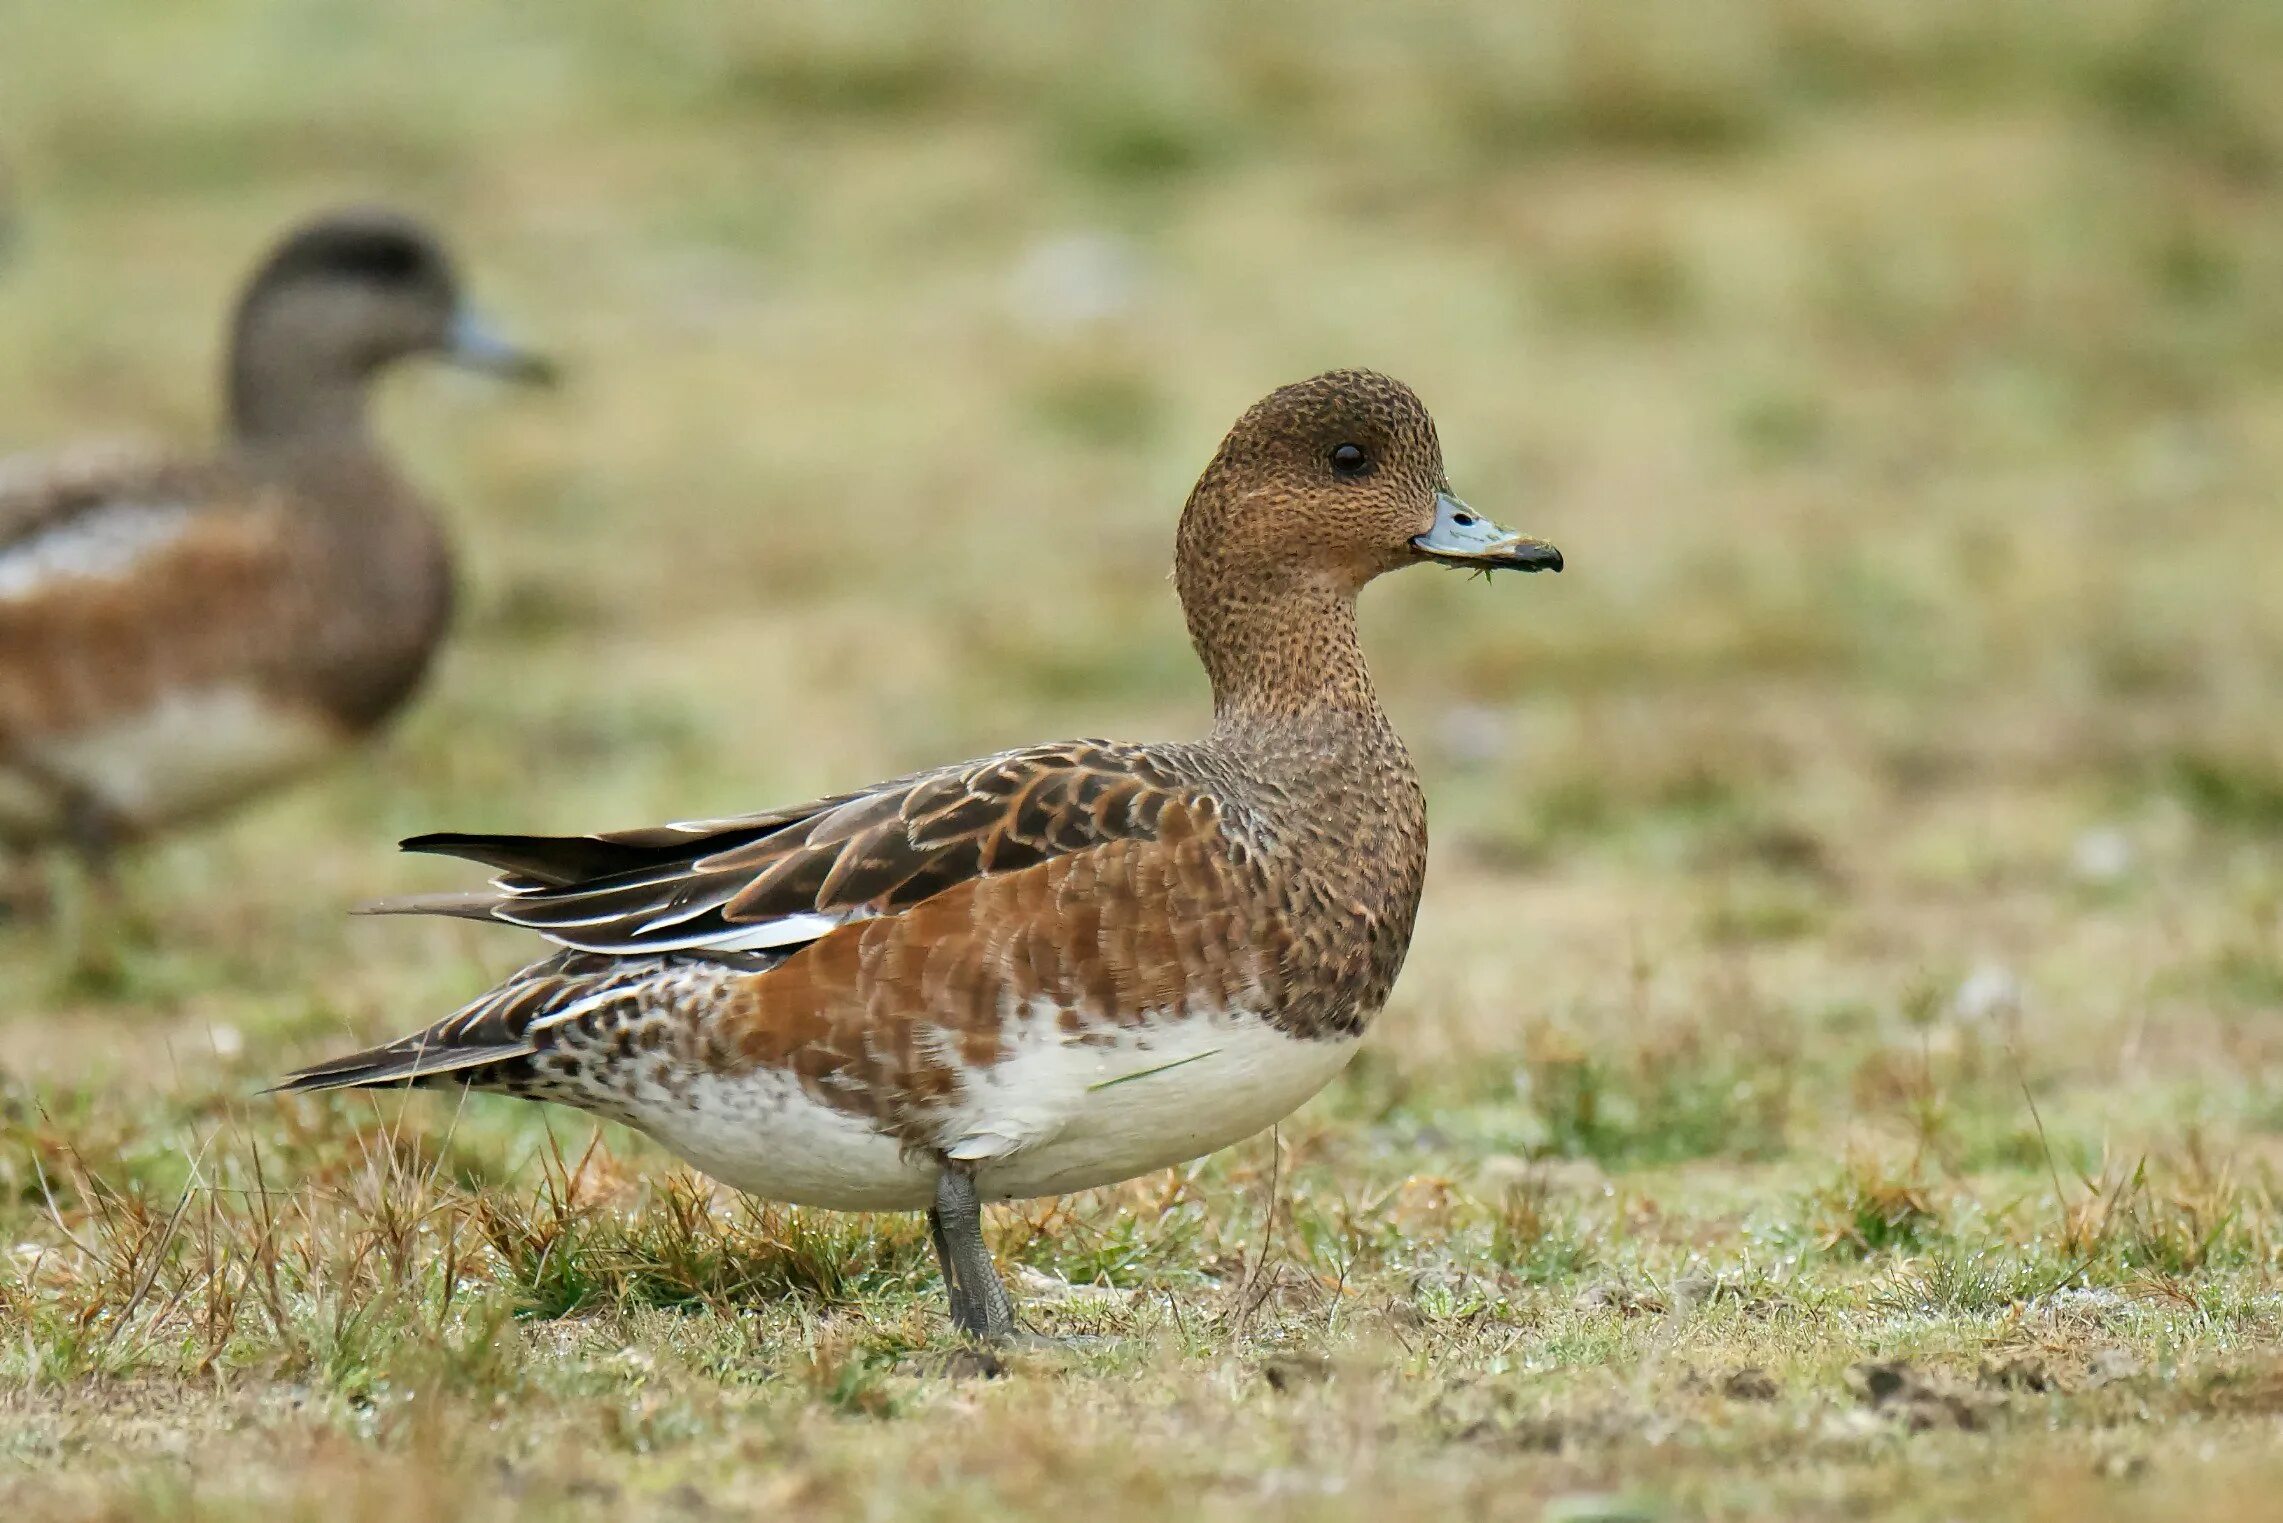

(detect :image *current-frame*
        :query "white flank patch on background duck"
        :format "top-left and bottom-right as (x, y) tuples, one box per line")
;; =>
(20, 686), (341, 830)
(612, 1006), (1360, 1212)
(0, 501), (194, 601)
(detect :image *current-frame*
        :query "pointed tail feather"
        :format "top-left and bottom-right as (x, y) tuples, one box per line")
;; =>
(270, 950), (622, 1098)
(270, 1038), (533, 1094)
(400, 813), (802, 891)
(403, 830), (688, 888)
(352, 888), (510, 921)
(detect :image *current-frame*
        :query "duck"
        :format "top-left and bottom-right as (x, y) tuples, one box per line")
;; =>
(278, 370), (1561, 1341)
(0, 208), (552, 880)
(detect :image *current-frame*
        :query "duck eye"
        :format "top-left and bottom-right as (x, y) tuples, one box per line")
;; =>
(1329, 443), (1370, 477)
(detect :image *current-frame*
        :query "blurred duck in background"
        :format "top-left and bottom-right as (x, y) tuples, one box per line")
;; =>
(0, 208), (553, 898)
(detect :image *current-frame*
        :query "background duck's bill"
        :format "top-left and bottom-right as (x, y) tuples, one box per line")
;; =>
(443, 308), (557, 384)
(1411, 491), (1563, 572)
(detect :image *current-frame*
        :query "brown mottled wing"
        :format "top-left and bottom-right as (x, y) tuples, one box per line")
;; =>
(289, 780), (1285, 1133)
(0, 446), (309, 746)
(398, 741), (1217, 959)
(702, 807), (1286, 1147)
(0, 440), (196, 547)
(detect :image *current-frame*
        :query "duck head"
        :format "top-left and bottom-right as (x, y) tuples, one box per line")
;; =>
(228, 207), (554, 442)
(1178, 369), (1560, 600)
(1176, 370), (1560, 724)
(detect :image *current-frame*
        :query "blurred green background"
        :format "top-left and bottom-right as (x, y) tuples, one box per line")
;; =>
(6, 1), (2281, 844)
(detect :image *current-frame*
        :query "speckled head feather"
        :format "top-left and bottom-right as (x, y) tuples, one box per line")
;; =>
(1180, 369), (1446, 588)
(278, 371), (1561, 1261)
(1175, 370), (1451, 724)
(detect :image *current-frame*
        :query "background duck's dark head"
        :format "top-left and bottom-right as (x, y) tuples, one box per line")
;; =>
(228, 207), (552, 441)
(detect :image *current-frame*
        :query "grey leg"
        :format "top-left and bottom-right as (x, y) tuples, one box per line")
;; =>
(0, 771), (115, 920)
(0, 863), (41, 921)
(60, 792), (121, 899)
(928, 1167), (1014, 1342)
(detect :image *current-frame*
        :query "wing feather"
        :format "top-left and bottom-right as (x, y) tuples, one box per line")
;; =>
(389, 741), (1220, 959)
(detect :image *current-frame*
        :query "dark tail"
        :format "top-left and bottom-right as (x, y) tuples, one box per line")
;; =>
(270, 950), (607, 1097)
(405, 829), (711, 888)
(270, 1037), (532, 1095)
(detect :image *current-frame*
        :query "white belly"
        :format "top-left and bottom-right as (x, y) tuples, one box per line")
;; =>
(1, 686), (342, 836)
(617, 1011), (1361, 1211)
(609, 1065), (928, 1210)
(961, 1010), (1362, 1201)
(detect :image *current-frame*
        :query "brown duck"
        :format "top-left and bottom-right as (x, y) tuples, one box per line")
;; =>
(280, 370), (1560, 1340)
(0, 208), (551, 876)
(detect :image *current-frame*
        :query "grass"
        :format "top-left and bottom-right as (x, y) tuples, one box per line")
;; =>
(4, 0), (2283, 1517)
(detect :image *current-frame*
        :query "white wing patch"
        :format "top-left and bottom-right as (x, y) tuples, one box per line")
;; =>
(0, 501), (196, 602)
(653, 910), (866, 953)
(493, 895), (869, 956)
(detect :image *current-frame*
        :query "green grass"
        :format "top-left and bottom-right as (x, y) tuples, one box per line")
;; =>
(5, 0), (2283, 1518)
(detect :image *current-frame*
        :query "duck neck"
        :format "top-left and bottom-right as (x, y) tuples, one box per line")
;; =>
(1186, 569), (1397, 758)
(227, 315), (373, 447)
